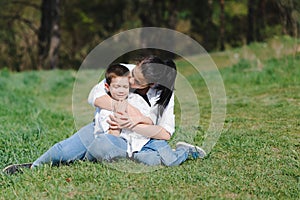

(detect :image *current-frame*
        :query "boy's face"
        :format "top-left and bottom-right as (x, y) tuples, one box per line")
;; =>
(105, 76), (129, 101)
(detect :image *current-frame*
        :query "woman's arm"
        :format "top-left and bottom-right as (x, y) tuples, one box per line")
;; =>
(94, 94), (149, 120)
(94, 94), (115, 111)
(107, 103), (152, 129)
(108, 94), (175, 140)
(139, 117), (153, 125)
(133, 94), (175, 140)
(108, 111), (171, 140)
(132, 124), (171, 140)
(108, 115), (170, 140)
(88, 80), (107, 107)
(126, 103), (153, 125)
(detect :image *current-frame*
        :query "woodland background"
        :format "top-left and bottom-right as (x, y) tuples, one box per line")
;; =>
(0, 0), (299, 71)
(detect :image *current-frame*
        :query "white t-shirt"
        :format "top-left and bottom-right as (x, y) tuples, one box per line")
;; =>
(88, 64), (175, 137)
(93, 93), (151, 157)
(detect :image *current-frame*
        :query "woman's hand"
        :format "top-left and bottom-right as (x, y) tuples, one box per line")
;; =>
(108, 111), (137, 130)
(107, 101), (145, 130)
(115, 100), (137, 129)
(107, 101), (170, 140)
(107, 113), (134, 137)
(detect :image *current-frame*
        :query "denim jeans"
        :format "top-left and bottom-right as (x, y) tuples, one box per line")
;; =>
(32, 123), (188, 167)
(133, 139), (188, 166)
(32, 123), (95, 167)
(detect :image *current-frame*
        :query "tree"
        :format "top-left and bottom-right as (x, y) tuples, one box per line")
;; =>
(220, 0), (225, 50)
(247, 0), (266, 44)
(136, 0), (179, 58)
(247, 0), (255, 44)
(277, 0), (299, 37)
(255, 0), (266, 41)
(0, 0), (40, 71)
(0, 0), (298, 71)
(38, 0), (60, 69)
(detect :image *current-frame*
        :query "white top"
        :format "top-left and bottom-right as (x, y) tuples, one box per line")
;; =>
(94, 93), (151, 157)
(88, 64), (175, 135)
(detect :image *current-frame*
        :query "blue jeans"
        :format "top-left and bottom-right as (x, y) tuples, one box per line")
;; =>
(32, 123), (188, 167)
(133, 139), (188, 166)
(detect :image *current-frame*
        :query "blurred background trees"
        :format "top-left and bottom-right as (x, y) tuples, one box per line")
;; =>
(0, 0), (299, 71)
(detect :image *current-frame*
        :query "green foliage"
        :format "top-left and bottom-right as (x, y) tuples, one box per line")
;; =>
(1, 1), (300, 70)
(231, 59), (251, 72)
(0, 68), (10, 90)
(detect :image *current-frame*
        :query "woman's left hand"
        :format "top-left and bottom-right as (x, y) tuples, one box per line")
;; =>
(108, 100), (147, 130)
(108, 111), (137, 129)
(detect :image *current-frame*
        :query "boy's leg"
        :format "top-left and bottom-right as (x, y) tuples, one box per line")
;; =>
(133, 139), (188, 166)
(86, 134), (127, 162)
(32, 123), (95, 167)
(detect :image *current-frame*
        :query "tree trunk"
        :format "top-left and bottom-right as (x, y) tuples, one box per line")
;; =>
(256, 0), (266, 41)
(247, 0), (255, 44)
(38, 0), (60, 70)
(220, 0), (225, 50)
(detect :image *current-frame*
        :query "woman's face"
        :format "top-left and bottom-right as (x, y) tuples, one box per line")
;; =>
(129, 65), (150, 89)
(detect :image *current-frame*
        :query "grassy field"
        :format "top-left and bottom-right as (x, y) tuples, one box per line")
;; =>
(0, 48), (299, 199)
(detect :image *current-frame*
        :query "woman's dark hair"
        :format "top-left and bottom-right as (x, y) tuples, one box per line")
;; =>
(139, 56), (177, 116)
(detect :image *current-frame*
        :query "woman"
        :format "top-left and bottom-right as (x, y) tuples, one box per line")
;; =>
(3, 56), (206, 174)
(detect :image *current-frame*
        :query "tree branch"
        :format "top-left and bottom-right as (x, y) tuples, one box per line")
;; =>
(3, 15), (39, 35)
(11, 0), (40, 10)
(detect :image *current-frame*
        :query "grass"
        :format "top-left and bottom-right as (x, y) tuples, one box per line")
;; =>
(0, 50), (300, 198)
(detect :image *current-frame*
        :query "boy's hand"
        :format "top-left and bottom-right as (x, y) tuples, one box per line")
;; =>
(108, 129), (120, 137)
(107, 100), (129, 130)
(113, 100), (127, 113)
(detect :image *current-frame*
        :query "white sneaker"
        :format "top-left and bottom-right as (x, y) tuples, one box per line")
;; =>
(176, 142), (206, 159)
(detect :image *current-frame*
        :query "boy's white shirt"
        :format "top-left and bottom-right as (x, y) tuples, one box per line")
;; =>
(89, 63), (175, 155)
(94, 93), (151, 157)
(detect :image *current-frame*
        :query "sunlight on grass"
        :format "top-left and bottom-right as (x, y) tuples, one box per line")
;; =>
(1, 39), (299, 198)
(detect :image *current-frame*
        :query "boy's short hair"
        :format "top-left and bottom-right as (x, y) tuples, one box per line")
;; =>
(105, 64), (130, 85)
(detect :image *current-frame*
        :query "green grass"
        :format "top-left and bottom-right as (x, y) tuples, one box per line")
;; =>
(1, 53), (300, 199)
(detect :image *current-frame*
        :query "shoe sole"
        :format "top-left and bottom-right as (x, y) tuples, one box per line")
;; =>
(2, 163), (32, 175)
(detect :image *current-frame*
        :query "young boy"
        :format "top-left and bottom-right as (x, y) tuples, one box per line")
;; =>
(94, 64), (153, 157)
